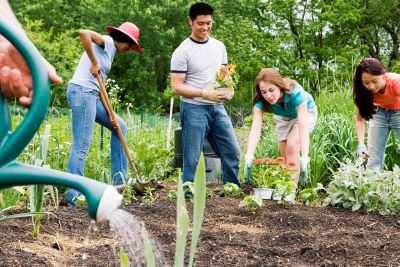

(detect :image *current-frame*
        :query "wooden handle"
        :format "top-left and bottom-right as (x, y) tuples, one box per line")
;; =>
(95, 73), (139, 177)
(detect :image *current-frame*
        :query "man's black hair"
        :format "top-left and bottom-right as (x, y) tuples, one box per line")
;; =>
(189, 2), (213, 20)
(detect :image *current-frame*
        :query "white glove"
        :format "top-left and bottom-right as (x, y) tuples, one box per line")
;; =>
(243, 154), (253, 183)
(357, 144), (369, 159)
(300, 156), (310, 174)
(244, 154), (253, 167)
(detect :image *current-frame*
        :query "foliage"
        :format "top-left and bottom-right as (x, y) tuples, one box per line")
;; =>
(167, 190), (177, 200)
(239, 195), (263, 214)
(216, 64), (239, 89)
(272, 180), (296, 204)
(105, 78), (125, 113)
(173, 155), (207, 267)
(141, 223), (156, 267)
(119, 247), (130, 267)
(222, 183), (243, 197)
(140, 187), (157, 207)
(10, 0), (400, 111)
(297, 183), (326, 205)
(327, 160), (400, 214)
(250, 157), (294, 188)
(182, 182), (213, 200)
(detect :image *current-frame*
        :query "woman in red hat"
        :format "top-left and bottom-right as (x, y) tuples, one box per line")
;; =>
(66, 22), (142, 206)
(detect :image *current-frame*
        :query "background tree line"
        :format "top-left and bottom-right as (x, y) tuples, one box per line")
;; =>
(9, 0), (400, 114)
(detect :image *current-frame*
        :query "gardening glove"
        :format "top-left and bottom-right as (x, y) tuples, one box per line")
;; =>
(357, 144), (369, 159)
(217, 87), (234, 101)
(243, 154), (253, 183)
(299, 156), (309, 188)
(202, 83), (229, 103)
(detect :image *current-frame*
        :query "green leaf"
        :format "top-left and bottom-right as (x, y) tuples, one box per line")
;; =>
(189, 154), (207, 267)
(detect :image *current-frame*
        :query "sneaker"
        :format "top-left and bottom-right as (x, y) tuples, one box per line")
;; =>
(184, 191), (193, 200)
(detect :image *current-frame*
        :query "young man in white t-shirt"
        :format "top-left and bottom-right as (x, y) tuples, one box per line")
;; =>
(170, 2), (240, 193)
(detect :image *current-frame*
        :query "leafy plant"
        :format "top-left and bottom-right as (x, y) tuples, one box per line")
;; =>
(140, 187), (157, 207)
(297, 183), (326, 205)
(216, 64), (239, 89)
(143, 154), (207, 267)
(327, 160), (400, 214)
(119, 247), (130, 267)
(222, 183), (243, 197)
(250, 157), (294, 188)
(272, 180), (296, 204)
(239, 195), (263, 214)
(167, 190), (177, 200)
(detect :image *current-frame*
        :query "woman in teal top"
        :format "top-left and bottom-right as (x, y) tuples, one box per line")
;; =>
(244, 68), (318, 195)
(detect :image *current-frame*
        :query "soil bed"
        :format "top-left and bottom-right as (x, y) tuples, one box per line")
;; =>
(1, 183), (400, 266)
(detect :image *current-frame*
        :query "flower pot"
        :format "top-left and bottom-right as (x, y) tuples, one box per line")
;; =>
(253, 188), (274, 200)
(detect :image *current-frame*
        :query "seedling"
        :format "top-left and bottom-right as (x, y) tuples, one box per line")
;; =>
(222, 183), (243, 197)
(239, 195), (263, 214)
(141, 187), (157, 207)
(167, 190), (177, 200)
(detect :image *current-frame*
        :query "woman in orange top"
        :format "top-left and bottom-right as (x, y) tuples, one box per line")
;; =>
(353, 57), (400, 169)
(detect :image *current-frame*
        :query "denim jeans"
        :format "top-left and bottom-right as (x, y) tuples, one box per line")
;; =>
(367, 107), (400, 169)
(66, 83), (128, 205)
(180, 101), (240, 186)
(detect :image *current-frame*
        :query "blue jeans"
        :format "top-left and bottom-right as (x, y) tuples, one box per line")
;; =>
(66, 83), (128, 205)
(180, 101), (240, 186)
(367, 107), (400, 169)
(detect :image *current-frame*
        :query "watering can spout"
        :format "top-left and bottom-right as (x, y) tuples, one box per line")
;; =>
(0, 162), (122, 221)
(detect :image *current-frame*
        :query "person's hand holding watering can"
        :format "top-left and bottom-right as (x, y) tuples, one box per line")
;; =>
(0, 1), (62, 107)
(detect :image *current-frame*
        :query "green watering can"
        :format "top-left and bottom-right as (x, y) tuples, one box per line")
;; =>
(0, 16), (122, 221)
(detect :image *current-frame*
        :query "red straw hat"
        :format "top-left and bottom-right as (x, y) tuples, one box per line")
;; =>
(106, 22), (143, 54)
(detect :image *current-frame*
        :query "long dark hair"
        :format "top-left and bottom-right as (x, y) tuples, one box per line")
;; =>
(109, 30), (135, 45)
(353, 58), (385, 120)
(253, 68), (296, 112)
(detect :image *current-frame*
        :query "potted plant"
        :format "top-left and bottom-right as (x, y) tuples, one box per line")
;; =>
(272, 179), (296, 203)
(249, 157), (293, 200)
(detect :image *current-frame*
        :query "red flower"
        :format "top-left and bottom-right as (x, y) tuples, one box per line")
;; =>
(254, 157), (285, 165)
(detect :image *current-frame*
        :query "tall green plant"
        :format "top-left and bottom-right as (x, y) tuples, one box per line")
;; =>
(176, 153), (206, 267)
(30, 124), (51, 237)
(142, 154), (207, 267)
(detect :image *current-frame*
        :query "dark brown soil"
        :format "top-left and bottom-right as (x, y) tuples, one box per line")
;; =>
(1, 183), (400, 266)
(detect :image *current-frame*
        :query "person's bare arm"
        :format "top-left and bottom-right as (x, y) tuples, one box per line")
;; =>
(79, 30), (105, 76)
(170, 72), (203, 98)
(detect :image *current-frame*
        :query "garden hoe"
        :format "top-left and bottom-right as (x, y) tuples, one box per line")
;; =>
(95, 74), (162, 194)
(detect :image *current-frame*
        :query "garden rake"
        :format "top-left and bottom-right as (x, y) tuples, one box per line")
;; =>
(95, 73), (161, 194)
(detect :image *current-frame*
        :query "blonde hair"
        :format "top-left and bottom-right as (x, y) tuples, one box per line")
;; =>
(253, 68), (296, 112)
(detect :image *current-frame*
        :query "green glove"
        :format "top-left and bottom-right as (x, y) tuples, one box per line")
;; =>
(299, 157), (309, 188)
(243, 154), (253, 184)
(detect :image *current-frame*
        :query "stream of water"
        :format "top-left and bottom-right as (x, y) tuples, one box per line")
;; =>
(108, 209), (167, 266)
